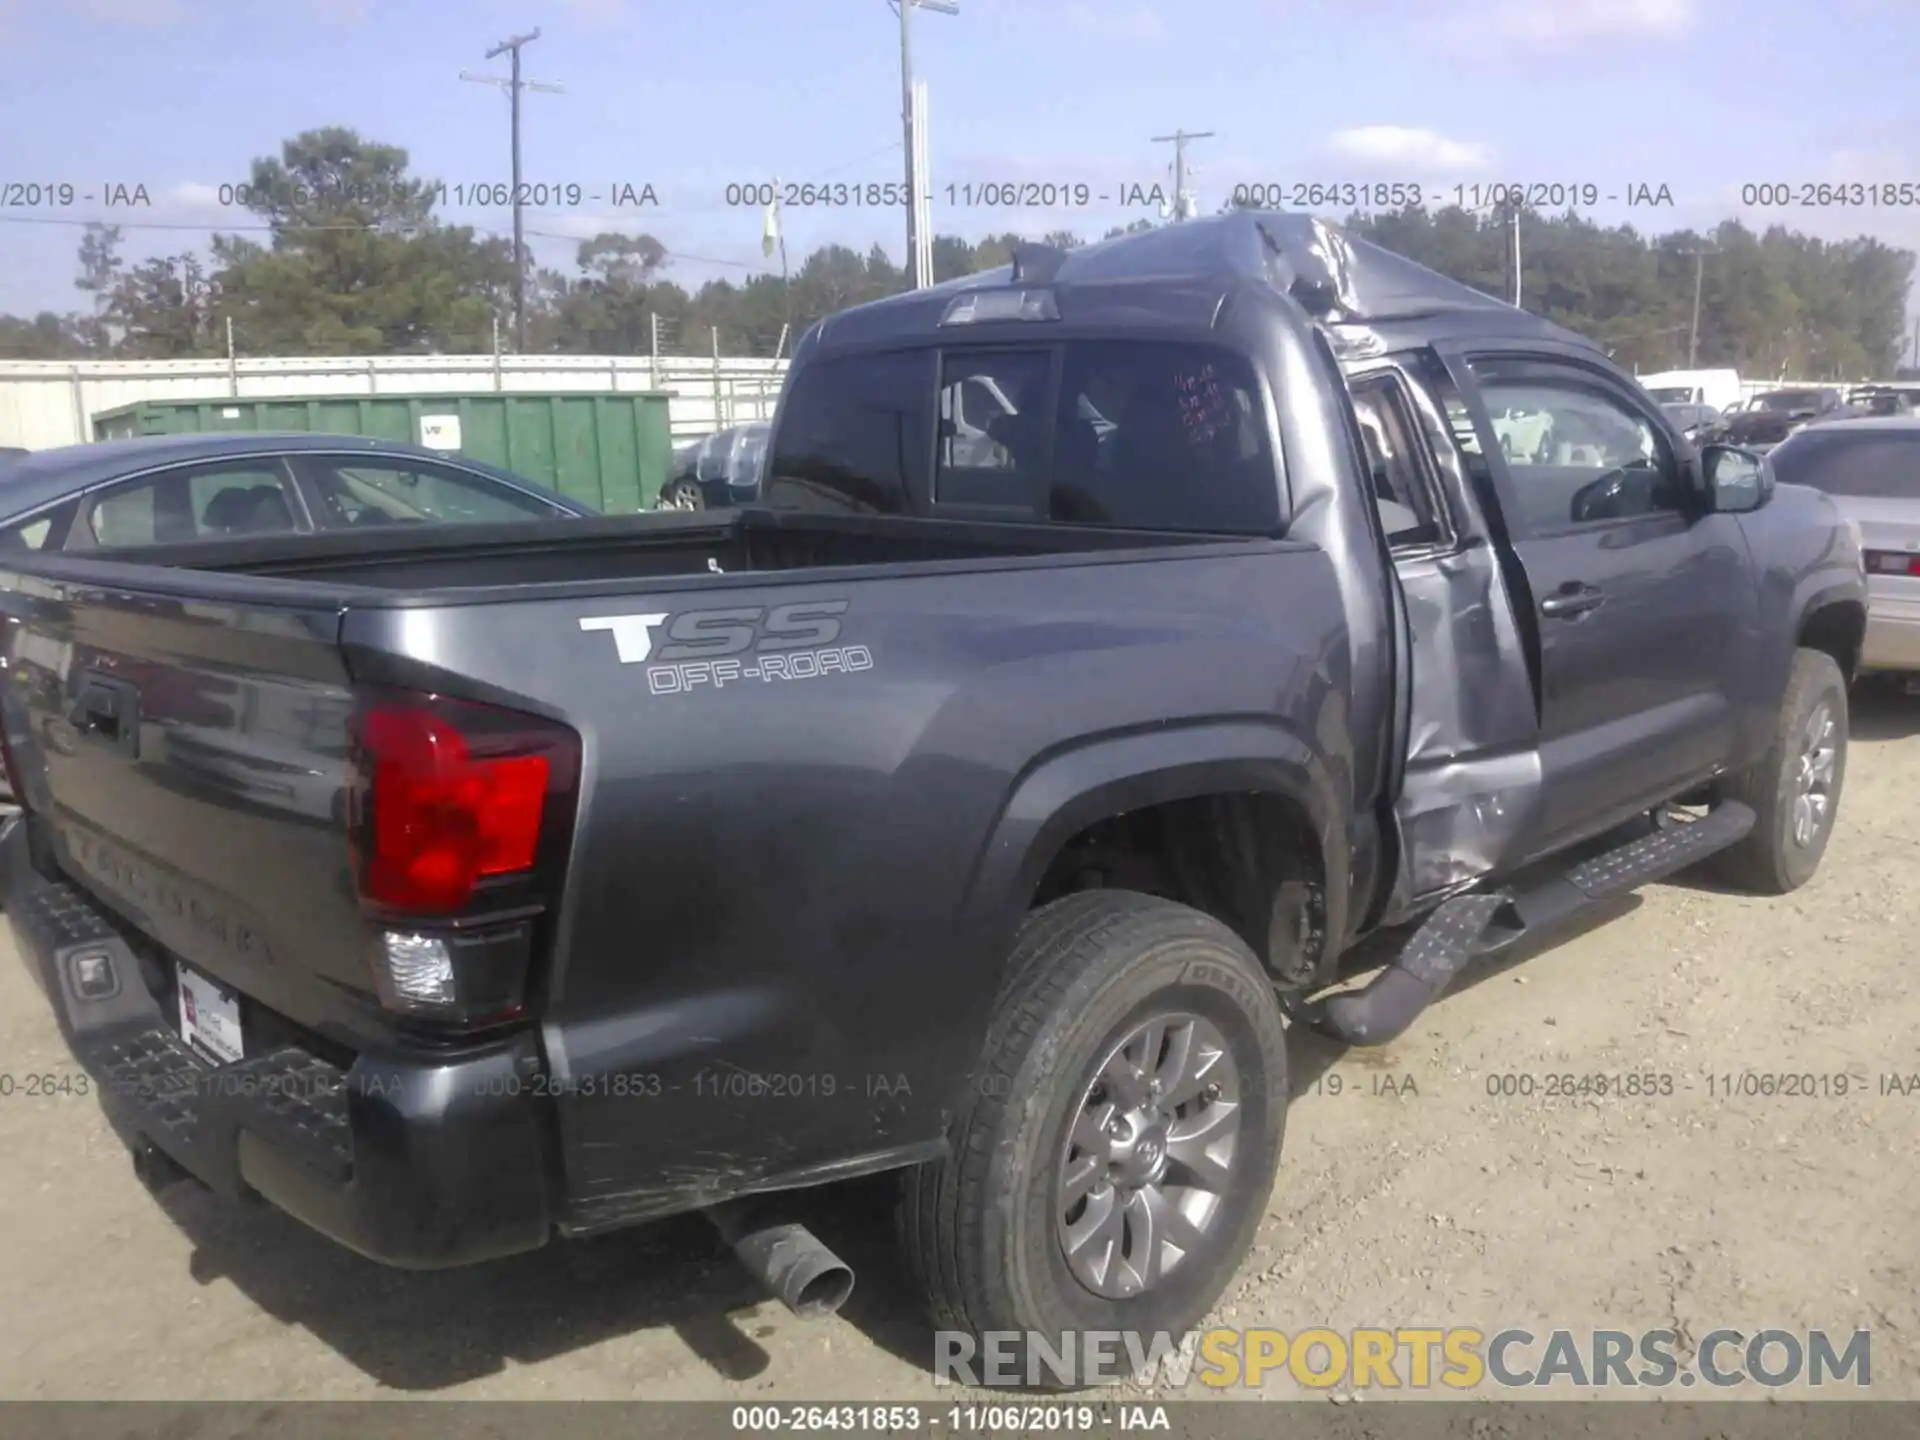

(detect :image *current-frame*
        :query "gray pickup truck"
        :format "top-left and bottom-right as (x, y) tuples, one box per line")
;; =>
(0, 213), (1867, 1368)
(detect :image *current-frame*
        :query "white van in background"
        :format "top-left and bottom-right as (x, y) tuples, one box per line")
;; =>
(1637, 368), (1744, 413)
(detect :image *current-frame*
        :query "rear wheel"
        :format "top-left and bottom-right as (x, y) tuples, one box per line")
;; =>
(1712, 647), (1848, 894)
(660, 479), (706, 510)
(898, 891), (1287, 1388)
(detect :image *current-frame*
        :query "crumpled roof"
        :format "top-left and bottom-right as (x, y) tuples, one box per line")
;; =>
(815, 209), (1596, 354)
(1246, 212), (1517, 323)
(1058, 210), (1594, 347)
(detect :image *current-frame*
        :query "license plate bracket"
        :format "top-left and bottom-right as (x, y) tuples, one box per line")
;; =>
(176, 963), (244, 1067)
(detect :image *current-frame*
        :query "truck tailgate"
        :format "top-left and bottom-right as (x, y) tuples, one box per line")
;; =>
(3, 582), (377, 1049)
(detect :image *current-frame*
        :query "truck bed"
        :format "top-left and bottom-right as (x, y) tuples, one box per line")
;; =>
(52, 507), (1226, 593)
(0, 504), (1336, 1249)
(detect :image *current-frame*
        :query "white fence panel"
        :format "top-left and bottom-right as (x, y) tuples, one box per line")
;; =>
(0, 355), (791, 450)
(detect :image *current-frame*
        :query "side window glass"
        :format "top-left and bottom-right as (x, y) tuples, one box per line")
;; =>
(1470, 367), (1681, 533)
(89, 464), (301, 548)
(1050, 340), (1277, 534)
(1350, 377), (1444, 548)
(935, 350), (1050, 508)
(303, 458), (560, 528)
(764, 349), (935, 515)
(0, 515), (56, 553)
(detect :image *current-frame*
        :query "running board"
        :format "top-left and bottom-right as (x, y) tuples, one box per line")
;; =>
(1307, 802), (1755, 1047)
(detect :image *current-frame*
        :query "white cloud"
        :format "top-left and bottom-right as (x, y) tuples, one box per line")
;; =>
(1324, 126), (1495, 174)
(1067, 1), (1165, 40)
(1467, 0), (1700, 48)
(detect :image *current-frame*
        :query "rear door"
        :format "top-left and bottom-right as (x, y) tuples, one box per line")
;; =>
(1447, 350), (1756, 854)
(1347, 357), (1547, 898)
(71, 457), (312, 550)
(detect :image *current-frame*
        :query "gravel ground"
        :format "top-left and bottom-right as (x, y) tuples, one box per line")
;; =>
(1, 687), (1916, 1403)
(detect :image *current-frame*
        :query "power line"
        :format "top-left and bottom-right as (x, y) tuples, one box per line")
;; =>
(815, 141), (904, 178)
(524, 229), (759, 270)
(462, 27), (563, 352)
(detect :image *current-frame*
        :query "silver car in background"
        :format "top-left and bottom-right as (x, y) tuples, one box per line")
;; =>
(659, 422), (771, 510)
(1769, 417), (1920, 676)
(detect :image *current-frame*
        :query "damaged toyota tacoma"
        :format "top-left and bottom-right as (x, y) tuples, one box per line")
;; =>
(0, 212), (1868, 1356)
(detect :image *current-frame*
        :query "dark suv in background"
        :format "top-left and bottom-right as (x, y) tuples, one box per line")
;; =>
(1714, 387), (1847, 451)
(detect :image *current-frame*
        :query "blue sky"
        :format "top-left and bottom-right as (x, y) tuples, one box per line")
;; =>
(3, 0), (1918, 341)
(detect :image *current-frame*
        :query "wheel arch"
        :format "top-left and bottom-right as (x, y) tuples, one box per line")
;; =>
(957, 719), (1350, 991)
(1797, 591), (1867, 684)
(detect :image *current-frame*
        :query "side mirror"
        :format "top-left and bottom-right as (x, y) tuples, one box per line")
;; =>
(1701, 443), (1768, 514)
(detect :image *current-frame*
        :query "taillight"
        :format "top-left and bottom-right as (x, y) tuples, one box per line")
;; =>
(1865, 550), (1920, 578)
(348, 688), (579, 1024)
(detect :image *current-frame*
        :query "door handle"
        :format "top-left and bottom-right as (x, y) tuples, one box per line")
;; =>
(1539, 583), (1607, 619)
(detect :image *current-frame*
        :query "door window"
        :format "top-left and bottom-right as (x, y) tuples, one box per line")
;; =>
(86, 462), (303, 548)
(1349, 374), (1446, 547)
(298, 456), (564, 528)
(1470, 363), (1683, 534)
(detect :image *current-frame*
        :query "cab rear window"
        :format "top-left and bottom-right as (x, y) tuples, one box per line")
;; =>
(765, 339), (1279, 534)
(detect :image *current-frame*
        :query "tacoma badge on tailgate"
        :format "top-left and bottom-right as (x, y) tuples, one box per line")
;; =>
(579, 600), (873, 696)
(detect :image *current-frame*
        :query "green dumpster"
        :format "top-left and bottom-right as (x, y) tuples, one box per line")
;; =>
(90, 390), (675, 513)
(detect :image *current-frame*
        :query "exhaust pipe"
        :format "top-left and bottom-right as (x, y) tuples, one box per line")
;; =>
(130, 1136), (193, 1196)
(706, 1200), (855, 1318)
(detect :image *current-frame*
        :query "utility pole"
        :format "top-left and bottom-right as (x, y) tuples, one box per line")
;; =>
(1681, 243), (1717, 368)
(463, 29), (563, 351)
(895, 0), (958, 289)
(1508, 200), (1523, 307)
(911, 80), (933, 286)
(1151, 129), (1214, 220)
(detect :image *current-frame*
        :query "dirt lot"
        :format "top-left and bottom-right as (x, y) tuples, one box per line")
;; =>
(2, 689), (1917, 1403)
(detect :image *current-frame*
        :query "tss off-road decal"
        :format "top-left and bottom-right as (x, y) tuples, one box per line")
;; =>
(579, 600), (873, 695)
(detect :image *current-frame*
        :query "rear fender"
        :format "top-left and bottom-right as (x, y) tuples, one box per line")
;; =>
(957, 719), (1349, 989)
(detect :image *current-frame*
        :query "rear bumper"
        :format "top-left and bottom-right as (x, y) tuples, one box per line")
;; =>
(1861, 597), (1920, 673)
(1, 817), (554, 1269)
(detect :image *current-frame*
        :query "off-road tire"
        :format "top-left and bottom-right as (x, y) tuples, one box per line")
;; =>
(1711, 647), (1848, 894)
(897, 890), (1288, 1388)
